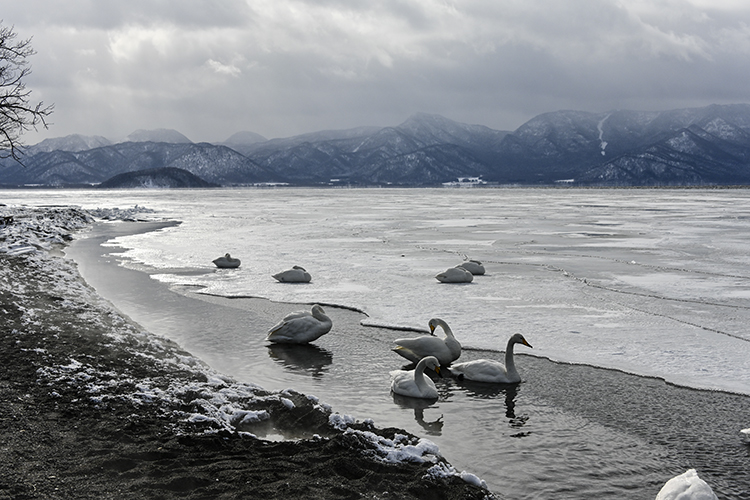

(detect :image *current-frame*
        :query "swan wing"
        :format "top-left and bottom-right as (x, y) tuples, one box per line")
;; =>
(273, 268), (312, 282)
(390, 370), (438, 399)
(450, 359), (518, 384)
(457, 261), (485, 275)
(436, 267), (473, 283)
(655, 469), (718, 500)
(393, 336), (452, 365)
(267, 311), (332, 343)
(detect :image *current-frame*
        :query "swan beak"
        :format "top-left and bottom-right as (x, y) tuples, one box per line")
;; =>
(435, 366), (442, 377)
(523, 339), (533, 348)
(429, 325), (436, 336)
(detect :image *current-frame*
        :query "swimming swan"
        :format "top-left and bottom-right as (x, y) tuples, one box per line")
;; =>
(457, 259), (485, 275)
(273, 265), (312, 283)
(213, 253), (241, 268)
(655, 469), (718, 500)
(390, 356), (441, 399)
(266, 304), (332, 344)
(449, 333), (533, 384)
(436, 267), (473, 283)
(393, 318), (462, 366)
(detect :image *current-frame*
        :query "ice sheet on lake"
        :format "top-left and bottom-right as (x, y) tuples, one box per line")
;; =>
(4, 187), (750, 395)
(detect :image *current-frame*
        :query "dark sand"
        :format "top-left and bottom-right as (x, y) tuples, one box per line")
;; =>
(0, 247), (492, 499)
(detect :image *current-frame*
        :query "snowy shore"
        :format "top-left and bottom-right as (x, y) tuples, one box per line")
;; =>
(0, 204), (490, 499)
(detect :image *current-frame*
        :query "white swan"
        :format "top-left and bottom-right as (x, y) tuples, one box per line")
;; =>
(449, 333), (532, 384)
(212, 253), (241, 268)
(266, 304), (332, 344)
(655, 469), (718, 500)
(393, 318), (462, 366)
(741, 428), (750, 443)
(436, 267), (473, 283)
(457, 259), (485, 275)
(273, 265), (311, 283)
(390, 356), (441, 399)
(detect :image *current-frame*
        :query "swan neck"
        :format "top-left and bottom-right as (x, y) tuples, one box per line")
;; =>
(414, 359), (429, 390)
(439, 321), (454, 338)
(505, 340), (518, 377)
(312, 307), (327, 321)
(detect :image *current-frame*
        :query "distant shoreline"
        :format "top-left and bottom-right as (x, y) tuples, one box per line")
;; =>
(4, 183), (750, 190)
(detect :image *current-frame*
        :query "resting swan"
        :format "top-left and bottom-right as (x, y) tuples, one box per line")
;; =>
(449, 333), (532, 384)
(435, 267), (473, 283)
(393, 318), (461, 366)
(457, 259), (485, 275)
(266, 304), (332, 344)
(273, 265), (312, 283)
(655, 469), (718, 500)
(213, 253), (241, 268)
(390, 356), (441, 399)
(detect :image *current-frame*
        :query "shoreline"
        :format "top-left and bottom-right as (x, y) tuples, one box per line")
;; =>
(0, 206), (492, 499)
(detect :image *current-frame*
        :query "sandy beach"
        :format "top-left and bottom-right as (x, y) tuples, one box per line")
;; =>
(0, 206), (491, 500)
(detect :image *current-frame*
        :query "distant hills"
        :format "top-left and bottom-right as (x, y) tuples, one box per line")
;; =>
(3, 104), (750, 187)
(98, 167), (219, 189)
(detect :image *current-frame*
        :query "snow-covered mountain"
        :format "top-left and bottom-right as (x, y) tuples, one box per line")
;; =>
(126, 128), (193, 144)
(3, 105), (750, 187)
(221, 131), (268, 147)
(27, 134), (112, 153)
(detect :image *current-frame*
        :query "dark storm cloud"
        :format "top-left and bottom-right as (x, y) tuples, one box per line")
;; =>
(3, 0), (750, 143)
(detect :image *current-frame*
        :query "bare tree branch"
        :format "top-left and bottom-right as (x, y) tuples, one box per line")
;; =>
(0, 22), (54, 165)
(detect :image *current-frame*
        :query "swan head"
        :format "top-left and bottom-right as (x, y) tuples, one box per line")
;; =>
(423, 356), (441, 375)
(428, 318), (447, 335)
(510, 333), (533, 348)
(292, 265), (307, 271)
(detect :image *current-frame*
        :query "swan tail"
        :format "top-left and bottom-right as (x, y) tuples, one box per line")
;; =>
(392, 346), (419, 362)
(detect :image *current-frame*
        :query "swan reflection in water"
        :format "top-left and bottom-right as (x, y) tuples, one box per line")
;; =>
(267, 343), (333, 379)
(391, 392), (445, 436)
(459, 380), (529, 432)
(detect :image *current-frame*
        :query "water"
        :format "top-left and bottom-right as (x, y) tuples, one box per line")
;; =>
(5, 187), (750, 498)
(5, 187), (750, 394)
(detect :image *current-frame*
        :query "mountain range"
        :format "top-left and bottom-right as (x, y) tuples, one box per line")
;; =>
(3, 104), (750, 187)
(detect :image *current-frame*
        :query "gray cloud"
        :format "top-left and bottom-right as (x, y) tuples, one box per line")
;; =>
(4, 0), (750, 144)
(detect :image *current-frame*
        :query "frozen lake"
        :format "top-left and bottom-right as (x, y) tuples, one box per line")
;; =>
(5, 187), (750, 498)
(5, 187), (750, 395)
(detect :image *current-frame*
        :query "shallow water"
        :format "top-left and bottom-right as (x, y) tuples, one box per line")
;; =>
(66, 221), (750, 499)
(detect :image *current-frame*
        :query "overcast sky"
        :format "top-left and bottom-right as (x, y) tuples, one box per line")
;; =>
(5, 0), (750, 144)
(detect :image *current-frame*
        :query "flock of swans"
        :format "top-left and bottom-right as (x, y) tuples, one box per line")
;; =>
(264, 302), (534, 399)
(215, 254), (731, 498)
(214, 255), (533, 397)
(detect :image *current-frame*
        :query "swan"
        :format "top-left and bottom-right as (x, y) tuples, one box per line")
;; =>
(655, 469), (718, 500)
(273, 265), (311, 283)
(266, 304), (332, 344)
(449, 333), (532, 384)
(457, 259), (485, 275)
(435, 267), (473, 283)
(393, 318), (462, 366)
(212, 253), (241, 268)
(741, 428), (750, 443)
(390, 356), (442, 399)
